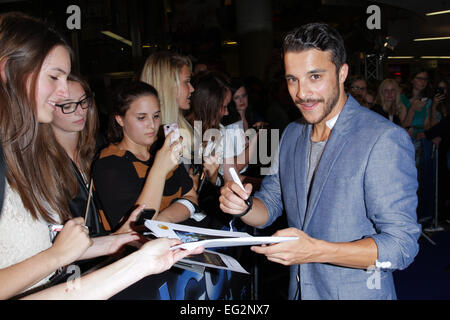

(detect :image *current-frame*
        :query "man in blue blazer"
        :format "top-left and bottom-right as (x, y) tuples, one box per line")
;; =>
(219, 23), (421, 300)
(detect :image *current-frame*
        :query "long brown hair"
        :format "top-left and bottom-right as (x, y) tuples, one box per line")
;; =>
(187, 71), (230, 134)
(37, 73), (99, 221)
(0, 12), (73, 223)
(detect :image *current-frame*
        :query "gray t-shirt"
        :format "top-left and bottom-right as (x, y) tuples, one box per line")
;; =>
(306, 140), (327, 198)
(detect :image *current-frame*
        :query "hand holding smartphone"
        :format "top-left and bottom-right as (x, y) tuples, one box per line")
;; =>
(163, 123), (180, 144)
(203, 139), (216, 158)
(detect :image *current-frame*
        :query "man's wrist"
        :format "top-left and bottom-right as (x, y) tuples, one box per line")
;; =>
(233, 195), (253, 218)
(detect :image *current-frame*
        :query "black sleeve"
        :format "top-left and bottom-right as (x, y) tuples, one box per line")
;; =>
(92, 156), (143, 230)
(425, 116), (450, 140)
(169, 164), (193, 197)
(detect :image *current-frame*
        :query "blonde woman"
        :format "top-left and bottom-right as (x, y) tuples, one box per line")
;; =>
(373, 78), (407, 126)
(140, 51), (195, 164)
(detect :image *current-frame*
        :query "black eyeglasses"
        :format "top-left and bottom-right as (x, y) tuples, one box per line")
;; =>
(54, 96), (92, 114)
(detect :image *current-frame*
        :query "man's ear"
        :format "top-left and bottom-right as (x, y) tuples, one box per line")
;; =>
(0, 58), (8, 83)
(115, 115), (124, 127)
(339, 63), (349, 84)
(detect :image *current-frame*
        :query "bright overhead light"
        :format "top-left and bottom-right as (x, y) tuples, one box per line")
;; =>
(413, 36), (450, 41)
(426, 9), (450, 16)
(420, 56), (450, 59)
(101, 31), (132, 46)
(387, 56), (414, 59)
(223, 40), (238, 46)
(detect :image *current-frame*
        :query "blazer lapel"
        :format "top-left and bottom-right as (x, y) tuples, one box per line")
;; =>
(302, 99), (357, 230)
(293, 124), (311, 229)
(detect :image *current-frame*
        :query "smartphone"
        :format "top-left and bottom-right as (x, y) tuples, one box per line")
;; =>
(135, 209), (156, 227)
(163, 123), (180, 143)
(436, 87), (445, 95)
(203, 139), (216, 158)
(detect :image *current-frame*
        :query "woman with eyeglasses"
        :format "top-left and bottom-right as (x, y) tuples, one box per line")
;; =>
(401, 69), (437, 224)
(40, 74), (106, 233)
(0, 12), (201, 300)
(347, 74), (368, 106)
(401, 69), (434, 139)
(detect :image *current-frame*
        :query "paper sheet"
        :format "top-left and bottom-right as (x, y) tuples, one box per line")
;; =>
(144, 220), (298, 250)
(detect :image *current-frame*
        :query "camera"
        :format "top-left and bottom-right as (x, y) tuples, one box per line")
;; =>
(436, 87), (445, 95)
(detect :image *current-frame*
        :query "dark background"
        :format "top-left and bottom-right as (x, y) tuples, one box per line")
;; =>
(1, 0), (449, 116)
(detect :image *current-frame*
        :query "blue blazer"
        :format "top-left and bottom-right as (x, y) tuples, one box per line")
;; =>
(255, 95), (421, 300)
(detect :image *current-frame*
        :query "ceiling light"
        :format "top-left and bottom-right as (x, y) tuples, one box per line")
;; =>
(101, 31), (132, 46)
(413, 36), (450, 41)
(223, 41), (238, 46)
(420, 56), (450, 59)
(426, 10), (450, 16)
(387, 56), (414, 59)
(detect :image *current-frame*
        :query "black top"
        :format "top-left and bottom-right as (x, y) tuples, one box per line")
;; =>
(371, 104), (402, 126)
(425, 116), (450, 140)
(69, 161), (107, 236)
(92, 137), (193, 230)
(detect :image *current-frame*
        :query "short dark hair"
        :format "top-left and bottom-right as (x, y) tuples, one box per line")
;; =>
(107, 81), (159, 143)
(283, 22), (347, 72)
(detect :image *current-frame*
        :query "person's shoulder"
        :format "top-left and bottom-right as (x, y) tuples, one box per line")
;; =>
(346, 102), (407, 144)
(93, 144), (133, 171)
(98, 144), (126, 160)
(353, 103), (396, 130)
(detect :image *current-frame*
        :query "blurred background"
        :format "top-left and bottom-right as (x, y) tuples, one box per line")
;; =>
(1, 0), (449, 114)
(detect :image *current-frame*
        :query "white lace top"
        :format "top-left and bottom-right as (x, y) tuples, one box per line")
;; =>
(0, 179), (55, 291)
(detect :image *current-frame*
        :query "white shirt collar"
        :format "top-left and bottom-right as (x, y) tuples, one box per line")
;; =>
(325, 112), (341, 130)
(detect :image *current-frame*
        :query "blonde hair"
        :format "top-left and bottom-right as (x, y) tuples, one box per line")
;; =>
(140, 51), (194, 160)
(375, 79), (403, 116)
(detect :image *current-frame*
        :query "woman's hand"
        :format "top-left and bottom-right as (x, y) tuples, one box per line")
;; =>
(411, 98), (427, 111)
(115, 204), (146, 234)
(153, 132), (182, 176)
(49, 217), (93, 267)
(252, 121), (269, 131)
(433, 93), (446, 106)
(133, 238), (204, 276)
(189, 167), (200, 193)
(204, 154), (220, 184)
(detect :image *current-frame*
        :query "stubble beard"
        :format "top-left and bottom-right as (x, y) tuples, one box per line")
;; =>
(296, 81), (341, 125)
